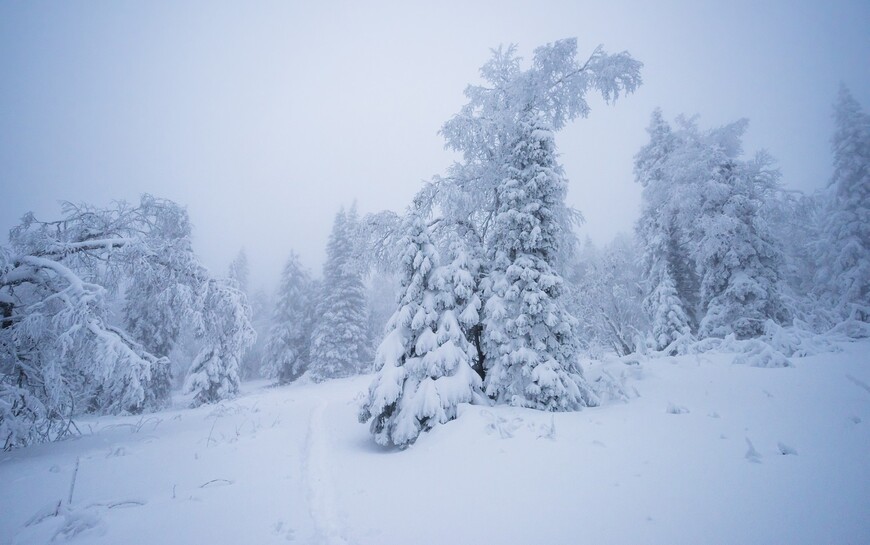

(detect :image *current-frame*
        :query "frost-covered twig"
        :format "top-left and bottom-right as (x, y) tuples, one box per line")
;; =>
(199, 478), (233, 488)
(206, 417), (218, 447)
(67, 457), (80, 505)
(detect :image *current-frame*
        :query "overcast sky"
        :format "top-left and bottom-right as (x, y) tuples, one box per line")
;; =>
(1, 0), (868, 291)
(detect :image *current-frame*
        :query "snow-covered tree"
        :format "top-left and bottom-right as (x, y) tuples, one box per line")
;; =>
(634, 109), (697, 350)
(437, 39), (641, 248)
(480, 112), (597, 410)
(123, 205), (200, 407)
(440, 228), (485, 377)
(359, 211), (482, 448)
(693, 150), (787, 339)
(429, 38), (640, 410)
(568, 235), (648, 356)
(310, 206), (371, 381)
(227, 249), (250, 295)
(240, 288), (272, 380)
(815, 86), (870, 321)
(366, 273), (400, 352)
(634, 112), (787, 341)
(644, 264), (694, 353)
(226, 249), (269, 380)
(764, 190), (821, 323)
(0, 196), (254, 448)
(183, 279), (256, 406)
(262, 252), (313, 384)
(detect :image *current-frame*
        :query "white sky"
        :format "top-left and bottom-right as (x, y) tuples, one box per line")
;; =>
(1, 0), (868, 291)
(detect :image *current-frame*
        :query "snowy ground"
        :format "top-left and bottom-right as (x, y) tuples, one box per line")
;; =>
(2, 341), (869, 545)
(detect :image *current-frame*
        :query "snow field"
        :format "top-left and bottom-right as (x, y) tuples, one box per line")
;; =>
(2, 342), (868, 545)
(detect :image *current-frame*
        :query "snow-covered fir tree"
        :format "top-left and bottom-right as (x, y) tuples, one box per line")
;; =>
(359, 211), (482, 448)
(227, 249), (250, 295)
(432, 38), (640, 410)
(309, 206), (371, 381)
(644, 264), (694, 353)
(262, 251), (313, 384)
(693, 147), (787, 339)
(815, 85), (870, 321)
(227, 249), (269, 380)
(634, 113), (787, 340)
(441, 228), (485, 377)
(481, 112), (597, 410)
(184, 279), (256, 406)
(634, 110), (695, 350)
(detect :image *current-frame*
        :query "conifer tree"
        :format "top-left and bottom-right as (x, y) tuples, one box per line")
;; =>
(815, 86), (870, 320)
(360, 211), (481, 447)
(434, 38), (640, 410)
(635, 113), (787, 340)
(184, 279), (256, 406)
(694, 152), (786, 339)
(310, 206), (371, 380)
(262, 252), (313, 383)
(228, 249), (250, 295)
(481, 113), (597, 409)
(634, 110), (696, 350)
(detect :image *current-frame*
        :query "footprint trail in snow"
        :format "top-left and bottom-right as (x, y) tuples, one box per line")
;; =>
(303, 401), (351, 545)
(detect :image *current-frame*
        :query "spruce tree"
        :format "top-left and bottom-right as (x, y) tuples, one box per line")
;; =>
(434, 39), (640, 410)
(481, 113), (597, 410)
(694, 153), (786, 339)
(262, 252), (313, 383)
(310, 207), (371, 381)
(815, 86), (870, 320)
(360, 211), (481, 448)
(228, 249), (250, 295)
(635, 113), (787, 340)
(634, 110), (696, 350)
(184, 279), (256, 406)
(644, 264), (694, 352)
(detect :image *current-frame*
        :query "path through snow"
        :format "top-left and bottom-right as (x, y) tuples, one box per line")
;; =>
(303, 401), (351, 545)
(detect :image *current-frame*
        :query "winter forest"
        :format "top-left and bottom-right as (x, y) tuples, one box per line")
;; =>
(1, 3), (869, 544)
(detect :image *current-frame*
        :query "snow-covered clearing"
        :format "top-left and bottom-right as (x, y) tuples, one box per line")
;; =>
(2, 341), (869, 545)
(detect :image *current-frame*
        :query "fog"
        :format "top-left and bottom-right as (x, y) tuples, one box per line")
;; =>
(1, 0), (868, 290)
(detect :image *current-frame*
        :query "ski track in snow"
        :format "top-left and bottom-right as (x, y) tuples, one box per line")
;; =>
(845, 373), (870, 395)
(303, 401), (351, 545)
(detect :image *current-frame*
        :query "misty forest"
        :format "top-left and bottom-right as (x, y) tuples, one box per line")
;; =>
(1, 10), (869, 545)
